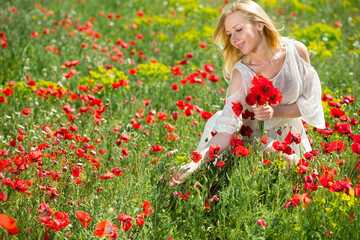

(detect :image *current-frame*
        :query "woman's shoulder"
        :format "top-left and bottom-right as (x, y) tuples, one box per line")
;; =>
(284, 37), (311, 64)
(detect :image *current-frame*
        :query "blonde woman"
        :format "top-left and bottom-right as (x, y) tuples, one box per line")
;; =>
(169, 0), (325, 187)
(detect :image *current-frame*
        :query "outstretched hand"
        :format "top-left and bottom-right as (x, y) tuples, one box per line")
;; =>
(251, 105), (274, 121)
(168, 167), (191, 187)
(160, 167), (192, 187)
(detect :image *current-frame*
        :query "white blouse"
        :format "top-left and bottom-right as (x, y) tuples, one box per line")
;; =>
(196, 37), (326, 156)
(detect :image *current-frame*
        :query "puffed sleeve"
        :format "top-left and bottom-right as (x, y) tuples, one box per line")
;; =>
(296, 64), (326, 129)
(213, 68), (246, 134)
(213, 93), (244, 134)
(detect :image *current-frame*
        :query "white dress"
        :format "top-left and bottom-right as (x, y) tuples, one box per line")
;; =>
(196, 37), (326, 156)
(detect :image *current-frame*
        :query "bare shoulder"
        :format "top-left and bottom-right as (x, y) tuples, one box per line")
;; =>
(227, 68), (243, 97)
(293, 40), (311, 64)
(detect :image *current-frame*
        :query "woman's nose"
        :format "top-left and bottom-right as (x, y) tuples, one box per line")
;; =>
(231, 34), (238, 43)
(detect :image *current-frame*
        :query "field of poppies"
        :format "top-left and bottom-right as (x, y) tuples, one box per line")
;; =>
(1, 0), (360, 239)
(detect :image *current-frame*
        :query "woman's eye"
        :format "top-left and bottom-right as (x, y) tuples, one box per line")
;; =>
(228, 34), (232, 38)
(236, 29), (242, 32)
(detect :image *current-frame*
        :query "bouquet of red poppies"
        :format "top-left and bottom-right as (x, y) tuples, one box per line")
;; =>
(245, 75), (283, 136)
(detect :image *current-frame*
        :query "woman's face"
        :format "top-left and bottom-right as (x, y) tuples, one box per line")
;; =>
(224, 11), (263, 55)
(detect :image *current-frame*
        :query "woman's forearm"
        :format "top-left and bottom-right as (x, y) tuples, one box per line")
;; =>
(272, 103), (301, 118)
(181, 132), (233, 172)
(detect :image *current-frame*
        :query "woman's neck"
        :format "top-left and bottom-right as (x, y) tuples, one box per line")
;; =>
(245, 38), (277, 66)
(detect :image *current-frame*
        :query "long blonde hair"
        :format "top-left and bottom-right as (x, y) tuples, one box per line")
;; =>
(213, 0), (282, 76)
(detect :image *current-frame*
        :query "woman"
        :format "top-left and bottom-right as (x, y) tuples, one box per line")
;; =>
(169, 0), (325, 187)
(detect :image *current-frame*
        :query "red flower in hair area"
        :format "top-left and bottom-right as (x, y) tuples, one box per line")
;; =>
(21, 108), (32, 115)
(190, 151), (202, 163)
(209, 145), (220, 159)
(0, 214), (19, 235)
(118, 214), (132, 231)
(142, 200), (152, 216)
(75, 211), (91, 228)
(231, 102), (243, 117)
(93, 220), (118, 239)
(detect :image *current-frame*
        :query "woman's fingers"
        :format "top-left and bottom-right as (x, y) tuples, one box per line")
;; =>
(251, 105), (273, 120)
(168, 172), (189, 187)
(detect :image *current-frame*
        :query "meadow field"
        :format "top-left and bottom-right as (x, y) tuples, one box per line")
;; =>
(0, 0), (360, 239)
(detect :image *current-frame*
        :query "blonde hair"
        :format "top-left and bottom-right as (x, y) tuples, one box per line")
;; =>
(213, 0), (282, 76)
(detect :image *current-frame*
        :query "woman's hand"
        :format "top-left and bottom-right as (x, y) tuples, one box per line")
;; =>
(168, 167), (192, 187)
(251, 105), (274, 121)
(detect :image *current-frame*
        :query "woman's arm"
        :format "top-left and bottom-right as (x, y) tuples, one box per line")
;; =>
(169, 132), (232, 187)
(251, 103), (301, 121)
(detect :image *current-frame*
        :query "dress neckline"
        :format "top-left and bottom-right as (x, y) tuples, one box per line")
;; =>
(239, 40), (288, 81)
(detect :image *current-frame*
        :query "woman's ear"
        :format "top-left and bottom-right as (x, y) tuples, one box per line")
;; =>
(257, 22), (264, 32)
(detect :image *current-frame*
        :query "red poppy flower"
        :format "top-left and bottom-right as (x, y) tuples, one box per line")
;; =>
(209, 145), (220, 159)
(157, 111), (168, 121)
(329, 140), (346, 153)
(351, 143), (360, 155)
(216, 161), (225, 168)
(145, 115), (156, 124)
(151, 145), (164, 152)
(2, 88), (14, 96)
(142, 201), (152, 217)
(118, 214), (132, 231)
(256, 80), (274, 99)
(321, 94), (333, 102)
(245, 91), (257, 106)
(39, 203), (53, 216)
(251, 75), (267, 86)
(99, 172), (114, 179)
(204, 63), (214, 73)
(230, 134), (243, 147)
(190, 151), (202, 163)
(75, 211), (91, 228)
(21, 108), (32, 115)
(165, 123), (176, 132)
(268, 88), (282, 106)
(0, 214), (19, 235)
(260, 136), (268, 144)
(231, 102), (243, 117)
(93, 220), (118, 239)
(263, 159), (271, 164)
(242, 109), (255, 120)
(284, 131), (301, 145)
(136, 213), (145, 226)
(201, 111), (212, 121)
(297, 159), (309, 174)
(234, 145), (250, 157)
(240, 125), (253, 138)
(257, 219), (266, 227)
(343, 95), (355, 104)
(208, 75), (220, 83)
(330, 108), (345, 118)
